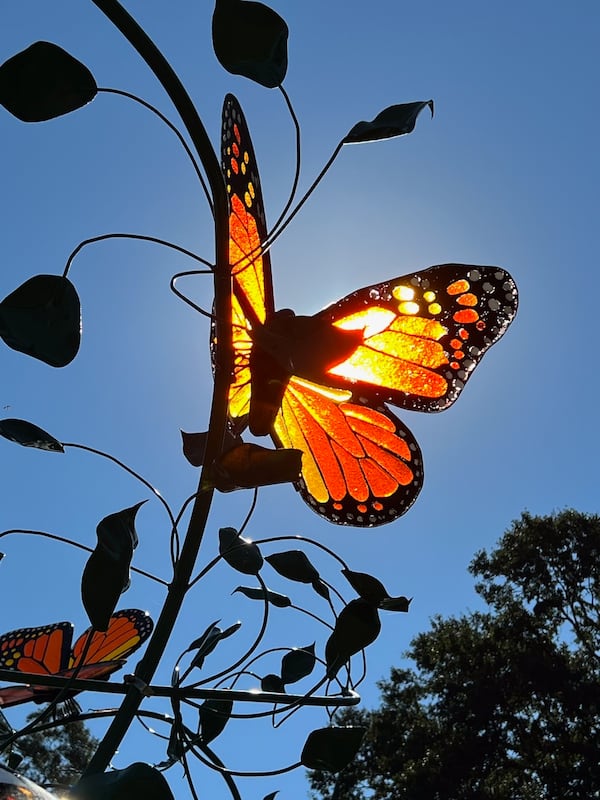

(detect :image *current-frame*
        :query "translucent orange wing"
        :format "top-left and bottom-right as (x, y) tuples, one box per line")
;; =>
(0, 611), (153, 709)
(274, 377), (423, 525)
(317, 263), (518, 411)
(70, 609), (154, 668)
(221, 93), (274, 426)
(0, 622), (72, 676)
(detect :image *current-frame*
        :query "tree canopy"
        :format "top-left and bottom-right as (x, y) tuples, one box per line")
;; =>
(310, 509), (600, 799)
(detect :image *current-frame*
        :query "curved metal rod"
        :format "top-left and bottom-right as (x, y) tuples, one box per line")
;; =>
(84, 0), (232, 775)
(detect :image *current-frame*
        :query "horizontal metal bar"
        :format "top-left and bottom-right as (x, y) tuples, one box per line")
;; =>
(0, 669), (360, 708)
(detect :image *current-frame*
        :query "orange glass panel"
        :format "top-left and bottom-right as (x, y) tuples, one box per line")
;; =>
(361, 437), (414, 486)
(391, 316), (446, 338)
(333, 307), (396, 337)
(288, 382), (364, 458)
(347, 413), (412, 462)
(331, 440), (369, 502)
(453, 309), (479, 324)
(457, 293), (478, 307)
(340, 403), (396, 433)
(365, 330), (448, 369)
(447, 279), (470, 295)
(361, 458), (397, 496)
(229, 194), (266, 322)
(329, 345), (448, 398)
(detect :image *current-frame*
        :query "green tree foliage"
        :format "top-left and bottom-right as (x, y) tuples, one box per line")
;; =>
(310, 510), (600, 799)
(15, 716), (99, 788)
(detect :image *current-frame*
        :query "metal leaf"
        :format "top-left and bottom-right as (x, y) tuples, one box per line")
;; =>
(344, 100), (434, 144)
(266, 550), (320, 583)
(280, 643), (316, 685)
(233, 586), (291, 608)
(300, 726), (366, 772)
(0, 418), (64, 452)
(342, 569), (388, 604)
(71, 762), (174, 800)
(325, 599), (381, 679)
(0, 274), (81, 366)
(263, 793), (279, 800)
(379, 596), (412, 612)
(213, 443), (302, 491)
(261, 673), (285, 693)
(181, 428), (242, 467)
(188, 621), (241, 671)
(219, 527), (263, 575)
(212, 0), (288, 88)
(81, 503), (144, 631)
(198, 698), (233, 744)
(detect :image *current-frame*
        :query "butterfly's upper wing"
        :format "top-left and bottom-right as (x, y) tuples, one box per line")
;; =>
(221, 93), (275, 428)
(69, 608), (154, 670)
(314, 263), (518, 411)
(0, 621), (73, 708)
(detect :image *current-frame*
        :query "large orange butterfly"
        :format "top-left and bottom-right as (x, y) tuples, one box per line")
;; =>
(0, 609), (153, 708)
(220, 94), (518, 526)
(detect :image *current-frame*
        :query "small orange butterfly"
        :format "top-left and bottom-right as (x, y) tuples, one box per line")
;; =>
(219, 94), (518, 527)
(0, 609), (153, 708)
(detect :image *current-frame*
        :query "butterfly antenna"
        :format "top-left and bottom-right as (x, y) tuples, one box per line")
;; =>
(170, 270), (216, 319)
(98, 88), (214, 218)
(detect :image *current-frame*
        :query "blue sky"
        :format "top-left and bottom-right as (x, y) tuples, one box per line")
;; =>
(1, 1), (599, 798)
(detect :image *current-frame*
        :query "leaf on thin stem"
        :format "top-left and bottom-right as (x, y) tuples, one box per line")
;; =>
(0, 41), (97, 122)
(344, 100), (434, 144)
(0, 274), (81, 366)
(212, 0), (288, 88)
(0, 418), (64, 452)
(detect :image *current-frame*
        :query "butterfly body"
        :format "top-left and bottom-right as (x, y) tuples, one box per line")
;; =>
(0, 609), (153, 709)
(220, 94), (518, 526)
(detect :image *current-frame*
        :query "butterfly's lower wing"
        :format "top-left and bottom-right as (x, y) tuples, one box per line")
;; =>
(316, 264), (518, 411)
(273, 377), (423, 525)
(70, 609), (154, 669)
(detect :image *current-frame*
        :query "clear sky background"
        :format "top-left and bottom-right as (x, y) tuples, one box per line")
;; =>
(1, 1), (599, 798)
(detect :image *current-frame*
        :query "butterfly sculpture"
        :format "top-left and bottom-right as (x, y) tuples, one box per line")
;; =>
(0, 609), (153, 709)
(219, 94), (518, 527)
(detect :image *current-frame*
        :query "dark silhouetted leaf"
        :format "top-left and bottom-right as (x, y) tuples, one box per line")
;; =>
(261, 673), (285, 693)
(0, 274), (80, 366)
(301, 726), (366, 772)
(212, 0), (288, 88)
(81, 502), (144, 631)
(188, 620), (242, 671)
(266, 550), (320, 583)
(325, 599), (381, 679)
(219, 527), (263, 574)
(281, 643), (316, 685)
(72, 762), (174, 800)
(213, 443), (302, 491)
(0, 41), (97, 122)
(311, 578), (331, 601)
(263, 793), (279, 800)
(379, 595), (411, 612)
(342, 569), (388, 604)
(0, 418), (64, 452)
(233, 586), (291, 608)
(181, 428), (242, 467)
(198, 698), (233, 744)
(344, 100), (434, 144)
